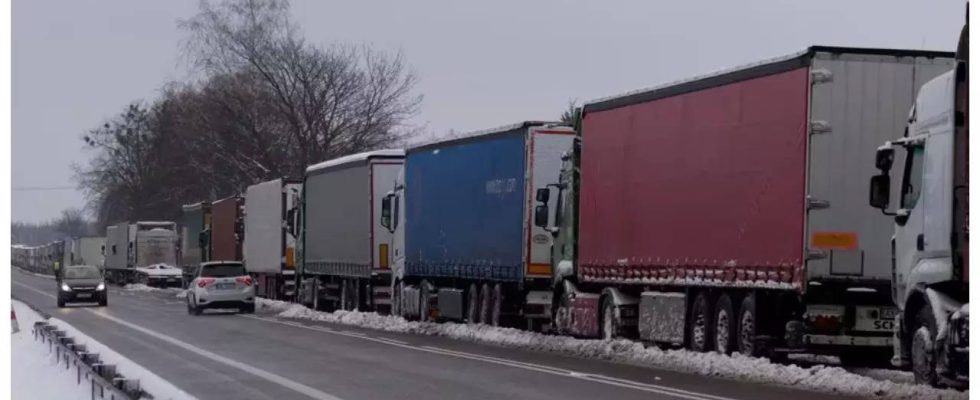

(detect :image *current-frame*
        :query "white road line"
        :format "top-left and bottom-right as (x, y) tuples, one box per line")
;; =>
(13, 280), (344, 400)
(243, 315), (738, 400)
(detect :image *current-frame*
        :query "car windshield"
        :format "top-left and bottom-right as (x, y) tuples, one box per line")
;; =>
(64, 266), (101, 279)
(199, 264), (245, 278)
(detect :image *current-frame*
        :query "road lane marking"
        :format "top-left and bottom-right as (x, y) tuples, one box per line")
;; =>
(242, 315), (738, 400)
(13, 280), (344, 400)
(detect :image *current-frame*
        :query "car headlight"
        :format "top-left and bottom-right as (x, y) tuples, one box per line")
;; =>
(96, 282), (105, 291)
(60, 283), (71, 292)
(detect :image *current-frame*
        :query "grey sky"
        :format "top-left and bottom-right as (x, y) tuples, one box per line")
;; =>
(13, 0), (966, 223)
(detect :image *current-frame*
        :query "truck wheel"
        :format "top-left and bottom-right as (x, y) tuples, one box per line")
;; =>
(714, 293), (736, 354)
(392, 281), (403, 318)
(688, 291), (714, 352)
(467, 283), (480, 324)
(419, 281), (432, 322)
(553, 287), (573, 336)
(480, 283), (493, 325)
(600, 296), (620, 340)
(490, 284), (502, 327)
(340, 280), (350, 311)
(737, 294), (761, 357)
(911, 307), (939, 386)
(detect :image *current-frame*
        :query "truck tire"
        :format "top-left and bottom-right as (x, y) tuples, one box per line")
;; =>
(600, 296), (621, 340)
(737, 294), (762, 357)
(553, 287), (572, 336)
(714, 293), (737, 354)
(340, 280), (350, 311)
(480, 283), (493, 325)
(911, 306), (939, 386)
(467, 283), (480, 324)
(392, 280), (404, 318)
(688, 291), (714, 352)
(490, 283), (502, 327)
(419, 281), (432, 322)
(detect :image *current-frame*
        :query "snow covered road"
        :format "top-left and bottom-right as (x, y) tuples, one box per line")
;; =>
(11, 269), (965, 400)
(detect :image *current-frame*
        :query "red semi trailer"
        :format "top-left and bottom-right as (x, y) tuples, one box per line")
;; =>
(535, 46), (954, 365)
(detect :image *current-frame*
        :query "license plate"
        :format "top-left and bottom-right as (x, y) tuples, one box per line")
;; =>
(855, 306), (898, 332)
(76, 293), (92, 299)
(216, 283), (236, 290)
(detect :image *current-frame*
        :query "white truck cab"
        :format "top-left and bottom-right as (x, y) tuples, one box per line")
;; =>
(868, 9), (968, 387)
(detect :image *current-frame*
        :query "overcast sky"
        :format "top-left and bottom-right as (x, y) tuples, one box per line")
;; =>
(12, 0), (966, 223)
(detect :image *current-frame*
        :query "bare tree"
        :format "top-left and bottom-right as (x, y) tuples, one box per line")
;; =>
(560, 99), (580, 126)
(54, 208), (90, 238)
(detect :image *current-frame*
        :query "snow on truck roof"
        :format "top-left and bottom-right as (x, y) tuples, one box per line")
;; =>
(305, 149), (405, 174)
(408, 120), (565, 152)
(583, 46), (954, 114)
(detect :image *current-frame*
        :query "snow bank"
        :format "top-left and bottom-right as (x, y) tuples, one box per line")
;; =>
(256, 298), (967, 400)
(12, 300), (197, 400)
(12, 301), (92, 399)
(123, 283), (184, 294)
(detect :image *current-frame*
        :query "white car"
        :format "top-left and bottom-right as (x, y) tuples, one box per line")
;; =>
(186, 261), (255, 315)
(134, 263), (184, 288)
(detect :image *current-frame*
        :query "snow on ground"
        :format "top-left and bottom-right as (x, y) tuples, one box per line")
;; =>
(256, 298), (967, 400)
(11, 300), (196, 400)
(122, 283), (184, 294)
(12, 301), (93, 399)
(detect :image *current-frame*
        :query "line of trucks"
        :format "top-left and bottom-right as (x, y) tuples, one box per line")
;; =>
(10, 14), (968, 389)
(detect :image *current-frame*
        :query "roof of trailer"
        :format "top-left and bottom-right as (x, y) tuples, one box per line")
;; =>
(583, 46), (955, 114)
(408, 120), (564, 153)
(305, 149), (405, 174)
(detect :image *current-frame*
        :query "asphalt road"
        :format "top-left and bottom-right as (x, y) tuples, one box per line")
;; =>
(12, 269), (860, 400)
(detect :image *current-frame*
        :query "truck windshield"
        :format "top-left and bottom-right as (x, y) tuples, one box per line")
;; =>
(199, 264), (246, 278)
(64, 266), (101, 279)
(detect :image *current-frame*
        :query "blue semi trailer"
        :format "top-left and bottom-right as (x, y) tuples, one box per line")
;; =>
(382, 121), (574, 329)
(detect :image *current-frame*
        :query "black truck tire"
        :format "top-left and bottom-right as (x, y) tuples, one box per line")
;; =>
(911, 306), (939, 386)
(714, 293), (737, 354)
(688, 291), (714, 352)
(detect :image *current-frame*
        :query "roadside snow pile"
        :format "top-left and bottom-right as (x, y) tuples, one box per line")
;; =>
(12, 301), (92, 399)
(123, 283), (184, 294)
(258, 298), (967, 400)
(45, 314), (196, 400)
(175, 290), (188, 299)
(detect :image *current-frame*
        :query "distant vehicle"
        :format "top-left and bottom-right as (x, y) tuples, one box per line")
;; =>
(104, 221), (180, 284)
(186, 261), (256, 315)
(134, 263), (184, 288)
(57, 265), (108, 308)
(62, 236), (106, 268)
(244, 178), (301, 300)
(180, 202), (212, 284)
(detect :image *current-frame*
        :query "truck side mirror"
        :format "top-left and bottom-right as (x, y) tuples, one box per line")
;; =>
(536, 188), (550, 203)
(875, 147), (894, 171)
(534, 205), (549, 228)
(381, 196), (392, 231)
(869, 174), (891, 210)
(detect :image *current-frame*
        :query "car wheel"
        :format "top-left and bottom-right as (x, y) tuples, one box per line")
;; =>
(57, 297), (65, 308)
(98, 296), (108, 307)
(688, 291), (714, 352)
(714, 293), (737, 354)
(911, 306), (939, 386)
(467, 283), (480, 324)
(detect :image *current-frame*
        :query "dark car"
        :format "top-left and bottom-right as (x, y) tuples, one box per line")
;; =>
(57, 265), (108, 307)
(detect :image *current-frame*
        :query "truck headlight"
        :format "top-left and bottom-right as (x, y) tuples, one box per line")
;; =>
(96, 282), (106, 291)
(60, 283), (71, 292)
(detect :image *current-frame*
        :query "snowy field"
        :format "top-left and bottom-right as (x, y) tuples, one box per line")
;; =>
(12, 300), (195, 400)
(255, 298), (968, 400)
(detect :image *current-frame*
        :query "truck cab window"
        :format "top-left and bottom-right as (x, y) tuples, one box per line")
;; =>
(900, 145), (925, 209)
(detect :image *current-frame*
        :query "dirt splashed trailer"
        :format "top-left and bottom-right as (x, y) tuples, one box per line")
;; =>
(535, 47), (954, 364)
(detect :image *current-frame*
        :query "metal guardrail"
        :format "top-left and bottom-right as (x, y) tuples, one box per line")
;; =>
(32, 320), (153, 400)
